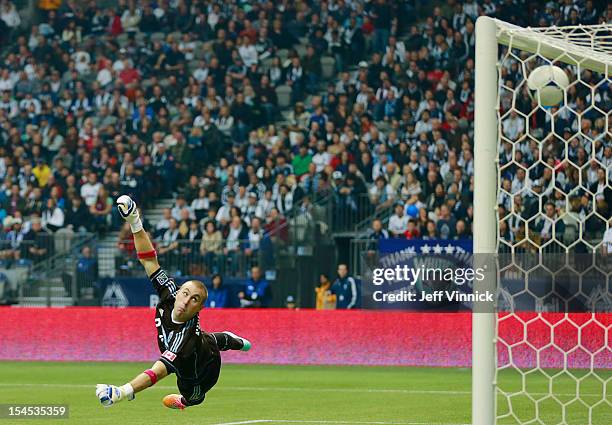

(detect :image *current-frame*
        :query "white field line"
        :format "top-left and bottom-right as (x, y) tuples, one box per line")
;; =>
(212, 421), (470, 425)
(213, 421), (269, 425)
(0, 382), (605, 398)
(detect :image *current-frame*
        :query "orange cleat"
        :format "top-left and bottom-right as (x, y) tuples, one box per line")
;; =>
(162, 394), (187, 410)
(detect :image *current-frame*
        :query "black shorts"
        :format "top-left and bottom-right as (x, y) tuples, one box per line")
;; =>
(176, 354), (221, 406)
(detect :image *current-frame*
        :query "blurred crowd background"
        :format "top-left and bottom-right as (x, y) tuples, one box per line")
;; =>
(0, 0), (610, 307)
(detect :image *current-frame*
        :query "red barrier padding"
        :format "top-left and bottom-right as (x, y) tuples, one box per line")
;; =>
(0, 308), (609, 368)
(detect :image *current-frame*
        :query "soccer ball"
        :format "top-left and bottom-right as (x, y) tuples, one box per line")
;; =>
(527, 65), (570, 107)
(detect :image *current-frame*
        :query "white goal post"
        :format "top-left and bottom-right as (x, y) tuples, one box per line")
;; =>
(473, 17), (611, 425)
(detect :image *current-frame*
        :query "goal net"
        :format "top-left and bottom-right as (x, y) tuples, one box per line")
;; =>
(473, 18), (611, 425)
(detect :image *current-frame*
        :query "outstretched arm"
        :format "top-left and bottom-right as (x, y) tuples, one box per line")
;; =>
(116, 195), (160, 278)
(128, 361), (168, 393)
(96, 361), (168, 407)
(133, 229), (160, 278)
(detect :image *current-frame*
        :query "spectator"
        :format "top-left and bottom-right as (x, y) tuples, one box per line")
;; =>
(22, 217), (51, 263)
(200, 221), (223, 275)
(602, 218), (612, 255)
(80, 172), (101, 208)
(1, 1), (21, 38)
(315, 273), (336, 310)
(205, 274), (228, 308)
(1, 217), (24, 262)
(292, 145), (312, 178)
(65, 196), (90, 233)
(245, 217), (264, 260)
(436, 204), (458, 240)
(154, 208), (173, 238)
(534, 202), (565, 245)
(76, 246), (98, 294)
(158, 218), (180, 269)
(180, 219), (202, 274)
(224, 215), (248, 274)
(285, 295), (296, 309)
(238, 266), (271, 308)
(331, 264), (358, 309)
(404, 219), (420, 239)
(89, 187), (113, 234)
(41, 198), (64, 233)
(388, 203), (410, 237)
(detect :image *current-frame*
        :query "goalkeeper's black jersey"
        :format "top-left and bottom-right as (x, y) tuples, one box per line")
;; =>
(149, 268), (220, 381)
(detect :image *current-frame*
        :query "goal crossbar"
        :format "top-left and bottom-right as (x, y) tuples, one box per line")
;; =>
(493, 19), (612, 74)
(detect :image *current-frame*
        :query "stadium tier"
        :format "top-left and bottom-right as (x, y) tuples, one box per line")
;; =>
(0, 0), (610, 308)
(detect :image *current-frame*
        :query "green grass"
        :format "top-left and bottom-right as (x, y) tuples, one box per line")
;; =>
(0, 362), (608, 425)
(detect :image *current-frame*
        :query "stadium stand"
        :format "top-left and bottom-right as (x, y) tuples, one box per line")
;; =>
(0, 0), (609, 306)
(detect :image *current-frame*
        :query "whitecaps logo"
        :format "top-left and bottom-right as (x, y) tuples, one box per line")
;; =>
(102, 283), (129, 307)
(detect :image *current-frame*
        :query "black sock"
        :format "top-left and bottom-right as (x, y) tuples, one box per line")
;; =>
(212, 332), (243, 351)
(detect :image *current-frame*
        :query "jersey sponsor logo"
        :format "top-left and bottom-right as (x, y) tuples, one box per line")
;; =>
(162, 350), (177, 362)
(156, 272), (169, 285)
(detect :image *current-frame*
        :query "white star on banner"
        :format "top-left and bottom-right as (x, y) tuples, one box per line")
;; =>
(433, 244), (443, 254)
(444, 244), (455, 254)
(421, 244), (431, 254)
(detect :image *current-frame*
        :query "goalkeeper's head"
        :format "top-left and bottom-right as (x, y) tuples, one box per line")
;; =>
(174, 280), (208, 321)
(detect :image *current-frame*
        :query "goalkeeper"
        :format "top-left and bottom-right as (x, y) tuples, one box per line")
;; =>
(96, 195), (251, 410)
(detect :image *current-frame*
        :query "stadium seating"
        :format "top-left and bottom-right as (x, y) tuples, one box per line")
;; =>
(0, 0), (609, 307)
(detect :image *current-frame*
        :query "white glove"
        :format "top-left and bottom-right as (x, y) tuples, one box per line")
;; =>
(116, 195), (143, 233)
(96, 384), (134, 407)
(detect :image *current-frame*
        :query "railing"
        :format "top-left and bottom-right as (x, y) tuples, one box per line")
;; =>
(353, 201), (395, 235)
(349, 238), (379, 280)
(17, 232), (97, 306)
(330, 193), (377, 234)
(328, 192), (395, 236)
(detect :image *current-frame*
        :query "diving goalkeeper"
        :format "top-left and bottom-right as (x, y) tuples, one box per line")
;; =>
(96, 195), (251, 410)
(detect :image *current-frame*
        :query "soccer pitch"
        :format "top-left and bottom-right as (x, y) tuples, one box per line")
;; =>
(0, 362), (609, 425)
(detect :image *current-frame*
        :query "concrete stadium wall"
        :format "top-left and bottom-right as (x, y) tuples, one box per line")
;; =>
(1, 308), (609, 368)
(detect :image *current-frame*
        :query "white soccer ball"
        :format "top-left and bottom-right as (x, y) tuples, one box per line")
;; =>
(527, 65), (570, 107)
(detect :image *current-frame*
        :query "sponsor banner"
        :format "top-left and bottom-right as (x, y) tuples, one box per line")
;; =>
(362, 245), (482, 312)
(1, 308), (608, 368)
(378, 238), (473, 255)
(369, 241), (610, 313)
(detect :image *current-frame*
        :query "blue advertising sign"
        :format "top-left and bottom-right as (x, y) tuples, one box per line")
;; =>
(378, 238), (473, 255)
(360, 238), (476, 311)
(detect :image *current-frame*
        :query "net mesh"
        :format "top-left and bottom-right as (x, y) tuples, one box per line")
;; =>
(494, 22), (611, 425)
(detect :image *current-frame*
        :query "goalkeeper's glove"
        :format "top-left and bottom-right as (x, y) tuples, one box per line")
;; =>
(116, 195), (143, 233)
(96, 384), (134, 407)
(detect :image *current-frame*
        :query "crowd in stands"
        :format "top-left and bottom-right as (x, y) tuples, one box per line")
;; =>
(0, 0), (610, 302)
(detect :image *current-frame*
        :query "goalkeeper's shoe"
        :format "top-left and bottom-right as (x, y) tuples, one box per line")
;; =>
(223, 331), (252, 352)
(96, 384), (134, 407)
(162, 394), (187, 410)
